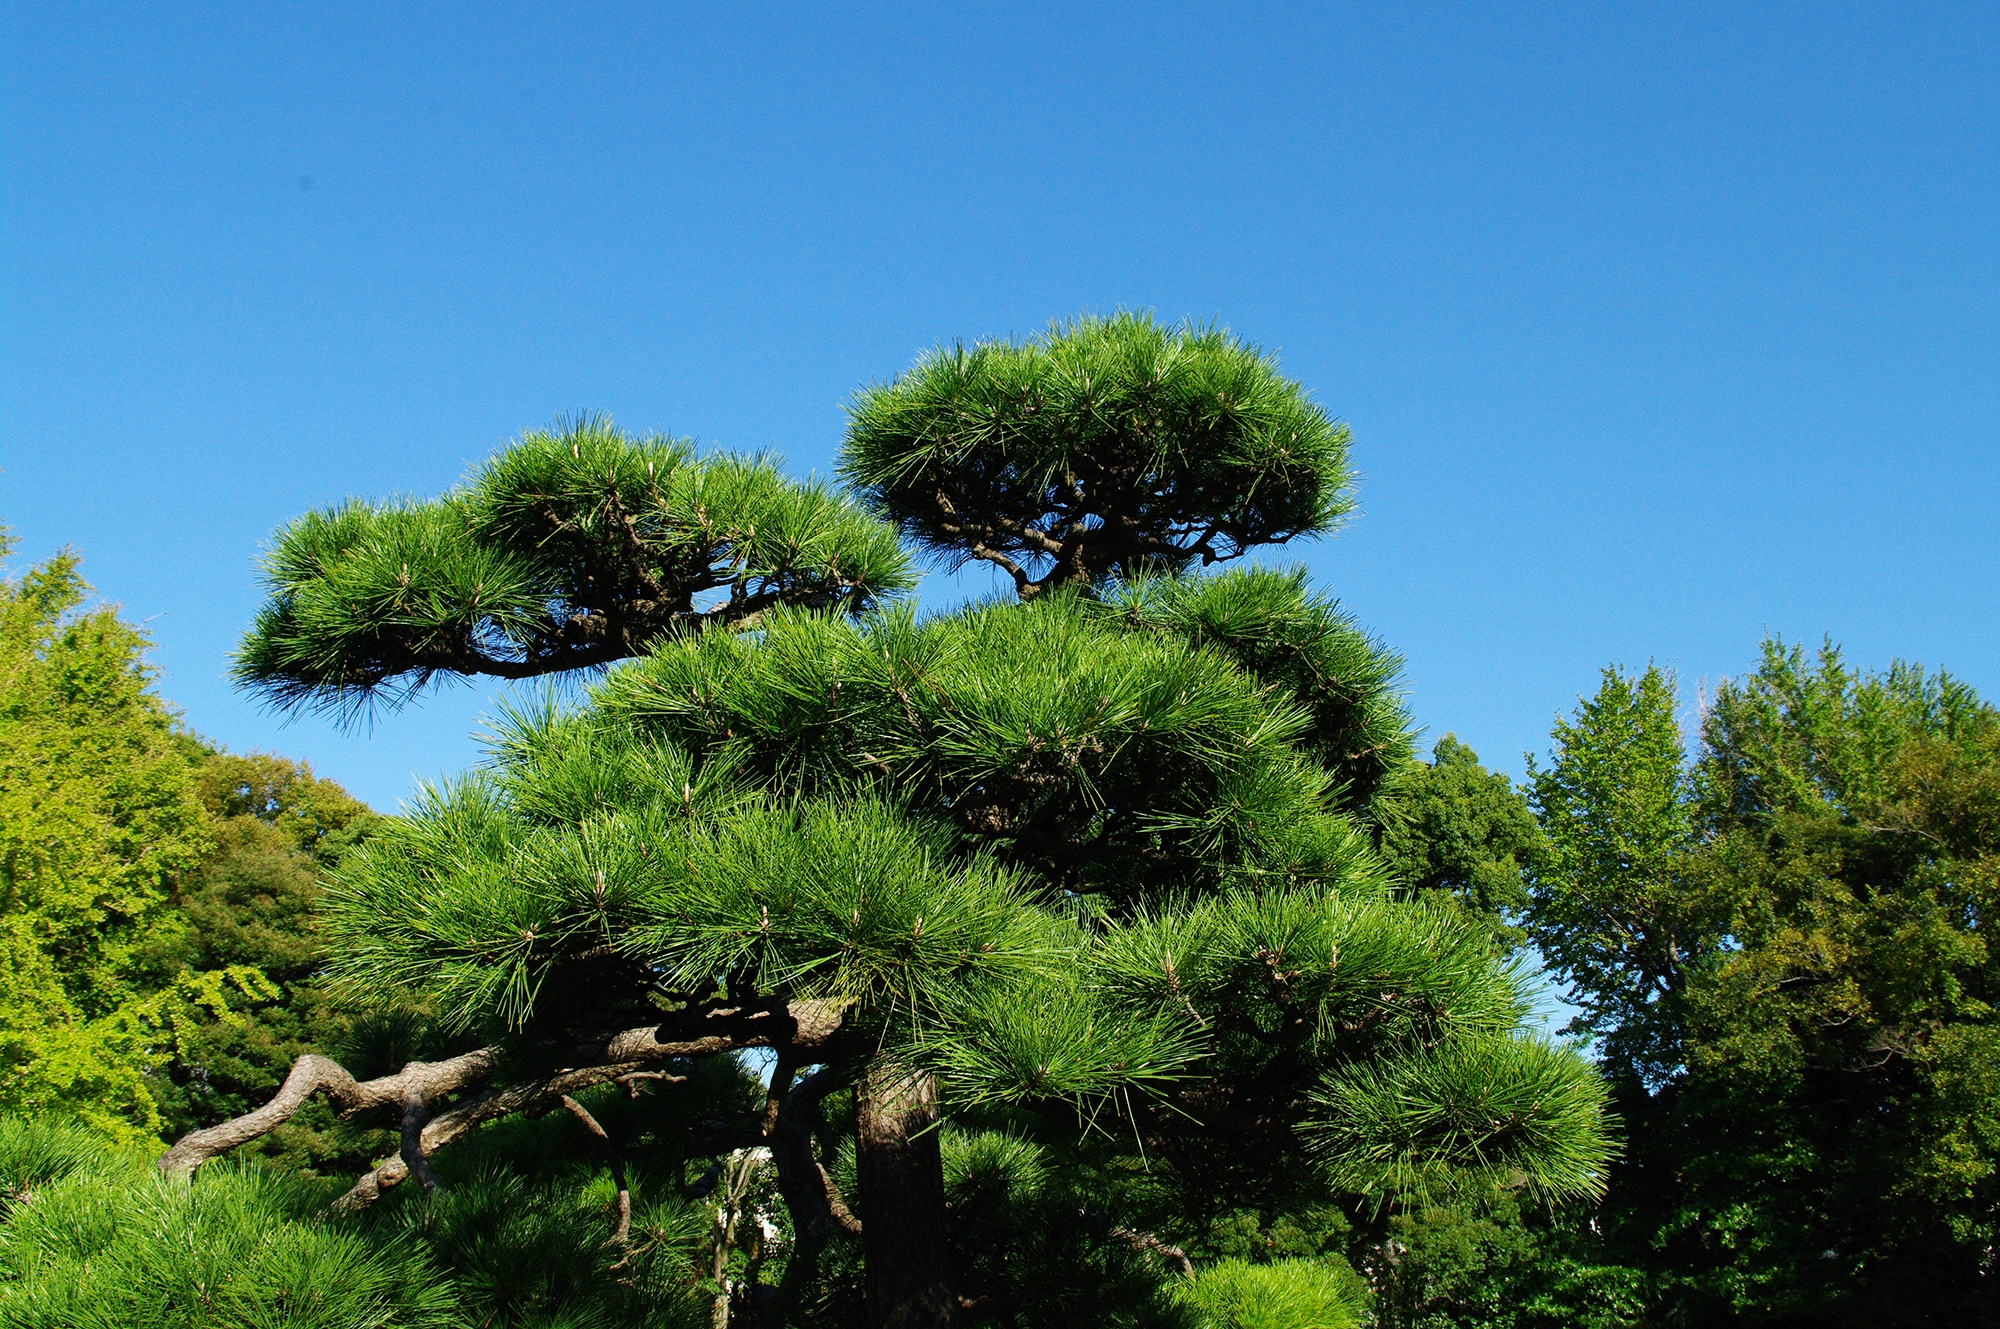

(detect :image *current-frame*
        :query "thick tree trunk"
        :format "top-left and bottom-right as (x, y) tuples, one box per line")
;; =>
(856, 1061), (954, 1329)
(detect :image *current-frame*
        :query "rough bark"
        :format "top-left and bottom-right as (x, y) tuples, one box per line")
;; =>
(155, 997), (849, 1212)
(857, 1061), (955, 1329)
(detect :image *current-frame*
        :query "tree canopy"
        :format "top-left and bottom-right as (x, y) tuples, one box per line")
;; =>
(1528, 642), (2000, 1326)
(0, 536), (212, 1140)
(841, 313), (1354, 598)
(164, 325), (1612, 1328)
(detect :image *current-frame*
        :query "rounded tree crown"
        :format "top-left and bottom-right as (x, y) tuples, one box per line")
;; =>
(839, 312), (1354, 598)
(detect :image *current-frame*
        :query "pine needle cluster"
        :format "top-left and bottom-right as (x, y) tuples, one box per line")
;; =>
(841, 313), (1353, 596)
(234, 417), (912, 719)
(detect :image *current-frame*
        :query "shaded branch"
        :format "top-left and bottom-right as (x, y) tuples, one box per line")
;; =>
(399, 1095), (444, 1192)
(1110, 1225), (1194, 1279)
(563, 1094), (632, 1246)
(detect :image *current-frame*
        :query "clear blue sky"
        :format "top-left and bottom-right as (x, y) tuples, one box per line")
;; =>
(4, 2), (1995, 813)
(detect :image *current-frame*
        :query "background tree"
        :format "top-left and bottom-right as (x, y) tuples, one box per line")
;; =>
(1526, 665), (1718, 1087)
(0, 534), (213, 1140)
(1528, 641), (2000, 1327)
(1376, 735), (1545, 953)
(148, 750), (385, 1174)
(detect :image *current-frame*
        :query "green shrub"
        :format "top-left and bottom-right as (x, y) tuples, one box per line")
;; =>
(1178, 1257), (1366, 1329)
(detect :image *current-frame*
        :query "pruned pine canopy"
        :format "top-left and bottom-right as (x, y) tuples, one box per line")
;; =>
(319, 572), (1611, 1200)
(840, 313), (1354, 597)
(185, 326), (1615, 1309)
(233, 417), (912, 718)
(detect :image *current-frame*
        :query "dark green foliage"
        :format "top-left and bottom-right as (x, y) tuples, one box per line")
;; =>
(840, 314), (1353, 597)
(894, 1121), (1373, 1329)
(1529, 639), (2000, 1326)
(150, 752), (387, 1173)
(1376, 736), (1543, 952)
(1095, 889), (1611, 1206)
(1363, 1188), (1646, 1329)
(320, 580), (1608, 1198)
(1304, 1032), (1616, 1205)
(235, 417), (913, 718)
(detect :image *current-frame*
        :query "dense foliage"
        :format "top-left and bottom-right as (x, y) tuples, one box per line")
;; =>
(179, 322), (1609, 1329)
(1525, 643), (2000, 1326)
(13, 314), (1989, 1327)
(237, 417), (912, 718)
(150, 751), (384, 1173)
(841, 313), (1353, 598)
(0, 536), (212, 1140)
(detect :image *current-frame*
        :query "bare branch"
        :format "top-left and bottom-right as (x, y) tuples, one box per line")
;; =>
(1110, 1225), (1194, 1279)
(563, 1094), (632, 1246)
(156, 1049), (497, 1179)
(399, 1095), (444, 1192)
(821, 1162), (864, 1235)
(158, 996), (852, 1204)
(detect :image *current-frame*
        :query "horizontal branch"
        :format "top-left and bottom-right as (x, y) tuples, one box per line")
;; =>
(156, 1049), (497, 1179)
(157, 997), (851, 1196)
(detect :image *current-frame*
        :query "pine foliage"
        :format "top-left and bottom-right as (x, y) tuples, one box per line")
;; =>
(1178, 1257), (1366, 1329)
(169, 322), (1618, 1324)
(317, 569), (1610, 1195)
(840, 314), (1353, 596)
(234, 418), (913, 718)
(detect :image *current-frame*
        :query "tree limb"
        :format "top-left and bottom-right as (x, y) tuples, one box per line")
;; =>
(1109, 1225), (1194, 1279)
(563, 1094), (632, 1246)
(156, 997), (851, 1204)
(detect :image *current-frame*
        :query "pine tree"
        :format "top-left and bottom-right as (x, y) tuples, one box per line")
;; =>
(165, 316), (1613, 1328)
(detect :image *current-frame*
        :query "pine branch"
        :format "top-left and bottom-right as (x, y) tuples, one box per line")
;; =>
(156, 997), (851, 1208)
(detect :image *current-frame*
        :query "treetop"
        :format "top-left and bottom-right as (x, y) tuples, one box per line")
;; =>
(839, 312), (1354, 598)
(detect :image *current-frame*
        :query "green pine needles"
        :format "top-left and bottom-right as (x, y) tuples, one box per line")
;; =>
(235, 417), (912, 719)
(841, 313), (1354, 597)
(180, 316), (1613, 1329)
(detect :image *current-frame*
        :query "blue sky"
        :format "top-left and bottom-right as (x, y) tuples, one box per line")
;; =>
(4, 2), (1995, 814)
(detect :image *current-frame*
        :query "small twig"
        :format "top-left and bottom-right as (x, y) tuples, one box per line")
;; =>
(615, 1069), (686, 1098)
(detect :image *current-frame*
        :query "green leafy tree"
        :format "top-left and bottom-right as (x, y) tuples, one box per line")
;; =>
(1530, 641), (2000, 1326)
(1527, 665), (1718, 1086)
(1377, 735), (1545, 952)
(0, 536), (214, 1141)
(149, 751), (385, 1172)
(168, 318), (1613, 1328)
